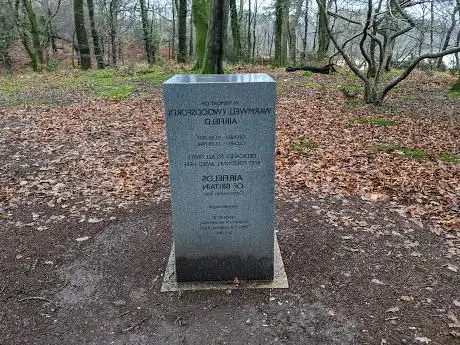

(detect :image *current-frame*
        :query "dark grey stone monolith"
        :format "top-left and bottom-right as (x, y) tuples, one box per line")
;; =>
(163, 73), (276, 282)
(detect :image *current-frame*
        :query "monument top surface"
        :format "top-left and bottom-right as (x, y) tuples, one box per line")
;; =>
(164, 73), (274, 85)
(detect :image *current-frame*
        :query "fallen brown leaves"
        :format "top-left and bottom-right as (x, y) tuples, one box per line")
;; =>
(0, 70), (459, 235)
(275, 71), (459, 232)
(0, 96), (170, 229)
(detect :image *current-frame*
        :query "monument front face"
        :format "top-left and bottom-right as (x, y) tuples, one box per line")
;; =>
(163, 74), (276, 282)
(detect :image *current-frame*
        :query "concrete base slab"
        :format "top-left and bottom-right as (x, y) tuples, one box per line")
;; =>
(161, 234), (289, 292)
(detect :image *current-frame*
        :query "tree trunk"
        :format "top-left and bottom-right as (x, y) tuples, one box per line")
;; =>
(192, 0), (209, 70)
(364, 80), (380, 105)
(252, 0), (257, 62)
(171, 0), (176, 58)
(47, 8), (57, 53)
(430, 0), (434, 68)
(274, 0), (284, 66)
(301, 0), (308, 64)
(229, 0), (241, 61)
(140, 0), (155, 65)
(87, 0), (104, 68)
(74, 0), (91, 69)
(281, 0), (289, 63)
(317, 0), (328, 61)
(456, 20), (460, 69)
(436, 6), (459, 69)
(109, 0), (118, 65)
(289, 0), (303, 65)
(21, 0), (43, 72)
(177, 0), (187, 62)
(247, 0), (251, 61)
(189, 5), (194, 56)
(201, 0), (229, 73)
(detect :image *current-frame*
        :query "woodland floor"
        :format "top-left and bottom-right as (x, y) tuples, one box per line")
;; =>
(0, 66), (459, 345)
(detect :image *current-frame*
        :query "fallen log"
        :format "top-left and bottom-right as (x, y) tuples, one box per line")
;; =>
(286, 64), (336, 74)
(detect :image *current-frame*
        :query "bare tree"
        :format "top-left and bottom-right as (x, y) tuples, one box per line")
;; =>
(321, 0), (460, 104)
(10, 0), (62, 72)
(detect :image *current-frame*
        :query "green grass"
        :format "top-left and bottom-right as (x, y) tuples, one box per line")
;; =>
(438, 153), (459, 163)
(95, 85), (134, 100)
(351, 117), (370, 124)
(370, 118), (398, 126)
(0, 66), (171, 104)
(382, 69), (404, 80)
(292, 139), (318, 154)
(397, 147), (428, 159)
(372, 143), (428, 159)
(350, 117), (399, 126)
(301, 80), (321, 89)
(0, 84), (19, 94)
(343, 98), (363, 109)
(446, 88), (460, 98)
(303, 71), (314, 77)
(444, 78), (460, 98)
(338, 83), (361, 98)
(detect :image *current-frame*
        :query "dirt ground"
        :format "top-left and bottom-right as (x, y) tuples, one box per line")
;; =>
(1, 69), (459, 344)
(1, 194), (459, 345)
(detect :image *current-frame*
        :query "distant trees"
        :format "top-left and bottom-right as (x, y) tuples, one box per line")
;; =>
(10, 0), (61, 72)
(1, 0), (459, 78)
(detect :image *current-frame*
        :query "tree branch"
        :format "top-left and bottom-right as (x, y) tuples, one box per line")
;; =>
(381, 46), (460, 100)
(316, 0), (366, 82)
(359, 0), (374, 70)
(327, 11), (362, 26)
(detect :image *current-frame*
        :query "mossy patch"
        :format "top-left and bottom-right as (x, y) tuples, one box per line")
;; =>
(0, 84), (19, 94)
(301, 80), (321, 89)
(438, 153), (459, 163)
(343, 98), (363, 109)
(292, 139), (317, 154)
(338, 83), (361, 98)
(350, 117), (398, 126)
(0, 66), (171, 105)
(372, 143), (427, 159)
(95, 85), (134, 100)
